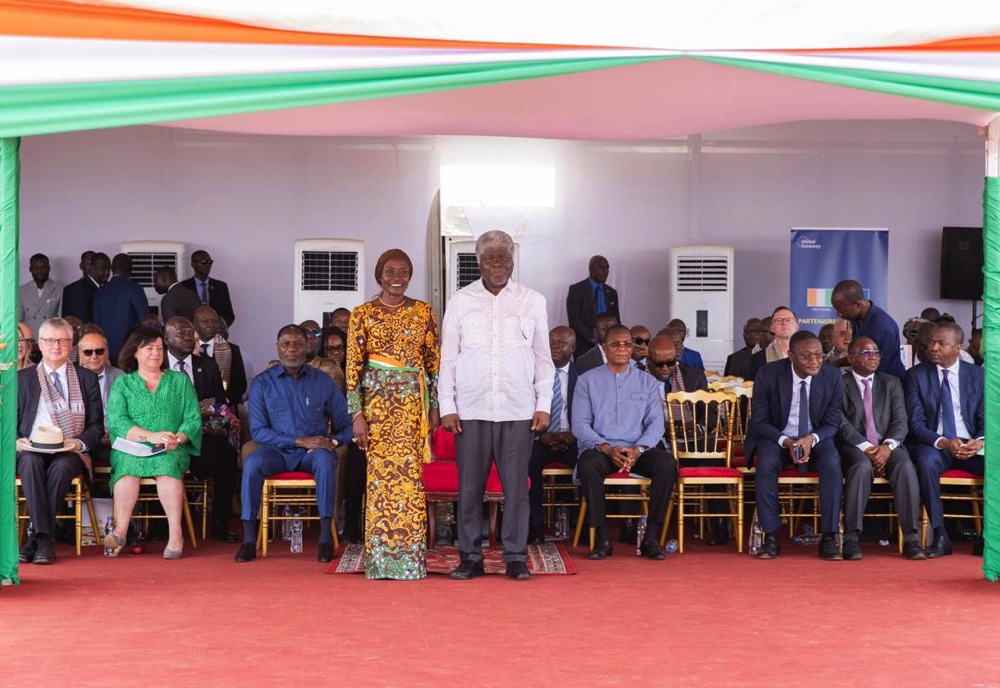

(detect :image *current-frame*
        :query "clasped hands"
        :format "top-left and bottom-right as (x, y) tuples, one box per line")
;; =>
(781, 435), (814, 464)
(147, 431), (182, 451)
(599, 443), (642, 472)
(941, 437), (983, 460)
(864, 444), (891, 478)
(540, 431), (574, 453)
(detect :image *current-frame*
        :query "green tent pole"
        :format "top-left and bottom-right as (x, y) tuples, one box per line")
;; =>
(0, 138), (20, 586)
(983, 118), (999, 581)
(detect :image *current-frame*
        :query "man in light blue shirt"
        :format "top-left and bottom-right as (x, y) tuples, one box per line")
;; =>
(573, 325), (675, 561)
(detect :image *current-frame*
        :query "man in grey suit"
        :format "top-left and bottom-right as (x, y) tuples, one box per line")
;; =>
(575, 313), (619, 373)
(19, 253), (63, 337)
(838, 337), (924, 560)
(76, 330), (123, 483)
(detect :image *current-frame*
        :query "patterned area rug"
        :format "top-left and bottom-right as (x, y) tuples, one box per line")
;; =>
(328, 541), (576, 575)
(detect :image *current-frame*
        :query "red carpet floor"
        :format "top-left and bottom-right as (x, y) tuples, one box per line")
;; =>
(3, 533), (1000, 687)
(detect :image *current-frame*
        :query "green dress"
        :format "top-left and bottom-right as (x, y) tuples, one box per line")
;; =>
(106, 370), (203, 490)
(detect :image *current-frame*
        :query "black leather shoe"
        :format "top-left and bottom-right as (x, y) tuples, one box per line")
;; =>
(234, 542), (257, 563)
(926, 534), (953, 558)
(618, 519), (638, 545)
(506, 561), (531, 581)
(317, 542), (336, 563)
(32, 536), (55, 565)
(973, 535), (985, 557)
(527, 526), (546, 546)
(588, 539), (614, 560)
(639, 539), (667, 560)
(819, 534), (842, 560)
(902, 537), (927, 560)
(708, 518), (730, 546)
(210, 525), (238, 543)
(18, 536), (37, 564)
(450, 560), (486, 580)
(841, 537), (863, 561)
(756, 534), (780, 559)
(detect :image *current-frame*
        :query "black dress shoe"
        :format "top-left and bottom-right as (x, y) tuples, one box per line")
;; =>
(841, 537), (863, 561)
(506, 561), (531, 581)
(639, 539), (666, 560)
(32, 536), (55, 565)
(234, 542), (257, 563)
(18, 536), (38, 564)
(819, 534), (842, 560)
(618, 519), (638, 545)
(708, 519), (730, 546)
(756, 534), (781, 559)
(317, 542), (336, 563)
(210, 525), (238, 543)
(902, 537), (927, 560)
(450, 560), (486, 580)
(926, 534), (953, 558)
(973, 535), (985, 557)
(527, 526), (546, 546)
(588, 539), (614, 560)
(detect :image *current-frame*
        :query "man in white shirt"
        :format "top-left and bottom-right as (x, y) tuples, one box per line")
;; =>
(439, 230), (553, 581)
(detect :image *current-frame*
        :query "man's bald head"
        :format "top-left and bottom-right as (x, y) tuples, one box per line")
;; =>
(646, 335), (679, 382)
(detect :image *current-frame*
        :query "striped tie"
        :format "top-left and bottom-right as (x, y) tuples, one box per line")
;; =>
(550, 372), (563, 432)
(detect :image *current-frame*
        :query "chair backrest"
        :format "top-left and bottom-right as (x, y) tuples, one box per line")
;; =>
(665, 390), (735, 465)
(431, 427), (457, 461)
(726, 383), (753, 445)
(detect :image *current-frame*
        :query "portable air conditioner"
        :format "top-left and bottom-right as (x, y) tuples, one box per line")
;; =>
(120, 241), (188, 308)
(293, 239), (365, 325)
(669, 246), (735, 372)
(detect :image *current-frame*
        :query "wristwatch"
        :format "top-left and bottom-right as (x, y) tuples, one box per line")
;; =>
(635, 445), (648, 455)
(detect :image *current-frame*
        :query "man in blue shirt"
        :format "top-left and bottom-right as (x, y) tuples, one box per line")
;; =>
(573, 325), (674, 561)
(236, 324), (352, 563)
(831, 279), (905, 378)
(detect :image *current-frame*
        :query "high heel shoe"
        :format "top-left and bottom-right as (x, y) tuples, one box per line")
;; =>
(103, 532), (125, 557)
(163, 544), (184, 560)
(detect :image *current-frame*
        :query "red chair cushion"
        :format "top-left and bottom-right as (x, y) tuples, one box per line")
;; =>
(606, 471), (636, 479)
(431, 428), (457, 460)
(941, 469), (983, 480)
(778, 469), (819, 478)
(730, 455), (748, 468)
(543, 461), (572, 470)
(267, 471), (314, 481)
(424, 461), (505, 495)
(679, 467), (743, 479)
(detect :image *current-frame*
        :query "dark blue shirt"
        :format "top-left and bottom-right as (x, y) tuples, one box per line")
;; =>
(249, 363), (352, 455)
(852, 302), (905, 378)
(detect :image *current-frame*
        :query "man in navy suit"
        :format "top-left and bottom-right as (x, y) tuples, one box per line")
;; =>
(62, 251), (109, 324)
(746, 330), (844, 560)
(180, 250), (236, 326)
(93, 253), (149, 360)
(566, 255), (620, 357)
(831, 279), (906, 378)
(528, 326), (580, 544)
(904, 322), (985, 558)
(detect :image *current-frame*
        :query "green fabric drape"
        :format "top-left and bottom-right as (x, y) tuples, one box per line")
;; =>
(983, 176), (999, 581)
(701, 57), (1000, 112)
(0, 55), (667, 138)
(0, 137), (19, 586)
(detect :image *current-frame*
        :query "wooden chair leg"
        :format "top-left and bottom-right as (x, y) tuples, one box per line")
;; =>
(660, 488), (676, 546)
(260, 484), (270, 557)
(181, 492), (198, 549)
(84, 492), (100, 556)
(572, 499), (588, 547)
(678, 482), (685, 554)
(72, 481), (83, 556)
(736, 483), (744, 554)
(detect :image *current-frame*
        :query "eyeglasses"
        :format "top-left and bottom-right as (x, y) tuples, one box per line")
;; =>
(633, 337), (650, 345)
(905, 330), (920, 337)
(648, 359), (678, 368)
(39, 337), (72, 347)
(851, 350), (881, 359)
(793, 352), (824, 361)
(606, 341), (634, 350)
(773, 317), (798, 325)
(303, 329), (322, 338)
(81, 348), (106, 357)
(194, 259), (214, 266)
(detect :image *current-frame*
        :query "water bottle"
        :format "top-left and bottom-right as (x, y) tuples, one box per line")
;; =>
(290, 513), (303, 554)
(665, 539), (679, 554)
(282, 504), (292, 541)
(749, 513), (763, 555)
(103, 516), (115, 557)
(636, 516), (647, 555)
(555, 506), (569, 540)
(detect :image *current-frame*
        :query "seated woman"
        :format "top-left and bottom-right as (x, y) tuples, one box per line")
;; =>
(16, 322), (34, 370)
(103, 326), (202, 559)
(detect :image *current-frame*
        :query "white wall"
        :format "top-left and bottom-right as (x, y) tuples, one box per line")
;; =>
(19, 120), (985, 368)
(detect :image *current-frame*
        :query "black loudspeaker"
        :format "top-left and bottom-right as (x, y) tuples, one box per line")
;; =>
(940, 226), (983, 300)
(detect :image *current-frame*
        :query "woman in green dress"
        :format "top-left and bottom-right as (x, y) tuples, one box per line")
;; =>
(103, 326), (202, 559)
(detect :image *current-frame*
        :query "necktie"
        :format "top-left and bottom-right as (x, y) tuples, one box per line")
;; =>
(862, 378), (879, 446)
(797, 380), (809, 438)
(549, 371), (563, 433)
(201, 342), (210, 357)
(176, 360), (190, 383)
(636, 360), (646, 371)
(199, 280), (209, 305)
(940, 369), (958, 438)
(51, 371), (66, 402)
(594, 283), (606, 314)
(98, 373), (107, 408)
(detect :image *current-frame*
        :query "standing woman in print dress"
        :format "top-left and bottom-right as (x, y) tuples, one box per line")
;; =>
(347, 249), (440, 580)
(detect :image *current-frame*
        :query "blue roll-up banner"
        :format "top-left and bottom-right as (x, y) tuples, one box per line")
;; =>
(789, 228), (889, 334)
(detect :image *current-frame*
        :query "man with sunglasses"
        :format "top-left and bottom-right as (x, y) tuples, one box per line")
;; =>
(746, 330), (844, 560)
(630, 325), (651, 370)
(180, 250), (235, 327)
(838, 337), (924, 560)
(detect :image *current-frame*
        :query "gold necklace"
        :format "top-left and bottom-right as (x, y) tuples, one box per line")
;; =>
(377, 294), (404, 308)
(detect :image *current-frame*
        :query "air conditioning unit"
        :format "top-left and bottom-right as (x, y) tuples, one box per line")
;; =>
(120, 241), (188, 308)
(293, 239), (365, 325)
(443, 236), (520, 303)
(669, 246), (734, 372)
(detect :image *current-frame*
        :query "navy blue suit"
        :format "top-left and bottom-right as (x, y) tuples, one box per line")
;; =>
(746, 359), (844, 534)
(528, 362), (580, 528)
(61, 276), (98, 324)
(851, 302), (905, 378)
(93, 275), (148, 359)
(903, 361), (985, 530)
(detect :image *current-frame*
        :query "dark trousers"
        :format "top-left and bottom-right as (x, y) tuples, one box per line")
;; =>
(17, 451), (84, 537)
(577, 447), (676, 538)
(755, 439), (842, 534)
(841, 445), (920, 535)
(240, 446), (337, 522)
(341, 442), (367, 540)
(188, 434), (238, 528)
(527, 441), (577, 528)
(911, 444), (985, 531)
(455, 419), (533, 564)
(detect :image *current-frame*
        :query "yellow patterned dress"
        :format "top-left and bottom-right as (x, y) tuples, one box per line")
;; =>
(346, 300), (439, 580)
